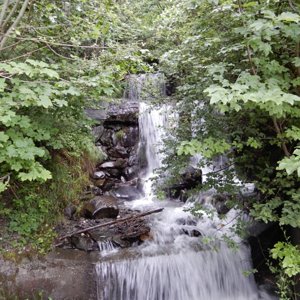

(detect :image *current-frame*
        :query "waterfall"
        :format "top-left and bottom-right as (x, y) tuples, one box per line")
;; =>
(95, 74), (275, 300)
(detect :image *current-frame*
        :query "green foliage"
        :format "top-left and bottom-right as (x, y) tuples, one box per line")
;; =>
(278, 148), (300, 176)
(139, 0), (300, 295)
(177, 138), (231, 158)
(271, 242), (300, 278)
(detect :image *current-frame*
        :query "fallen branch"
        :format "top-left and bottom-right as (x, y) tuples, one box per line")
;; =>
(57, 207), (164, 241)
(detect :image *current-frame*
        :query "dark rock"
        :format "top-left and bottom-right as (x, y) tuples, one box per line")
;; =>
(107, 146), (129, 158)
(191, 229), (201, 237)
(124, 166), (139, 180)
(90, 186), (103, 196)
(213, 194), (231, 215)
(166, 166), (202, 199)
(102, 179), (117, 192)
(64, 205), (77, 220)
(106, 168), (122, 178)
(92, 125), (104, 142)
(105, 102), (139, 125)
(70, 234), (97, 252)
(81, 196), (119, 219)
(123, 127), (139, 147)
(119, 223), (151, 244)
(128, 153), (138, 166)
(93, 178), (106, 187)
(99, 129), (113, 147)
(111, 185), (143, 200)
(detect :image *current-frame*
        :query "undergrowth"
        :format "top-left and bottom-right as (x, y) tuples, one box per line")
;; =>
(0, 141), (104, 255)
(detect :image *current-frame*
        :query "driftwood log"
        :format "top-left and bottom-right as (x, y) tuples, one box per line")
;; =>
(57, 207), (164, 241)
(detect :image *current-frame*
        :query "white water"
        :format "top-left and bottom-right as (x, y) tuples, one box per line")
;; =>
(96, 74), (275, 300)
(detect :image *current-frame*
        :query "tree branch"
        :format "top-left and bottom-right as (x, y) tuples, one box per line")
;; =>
(2, 0), (20, 30)
(273, 117), (291, 157)
(0, 0), (9, 28)
(0, 0), (30, 50)
(57, 208), (164, 241)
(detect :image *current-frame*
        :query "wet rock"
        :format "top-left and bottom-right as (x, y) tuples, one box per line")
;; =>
(99, 129), (113, 147)
(90, 186), (103, 196)
(123, 127), (139, 147)
(92, 125), (104, 142)
(82, 196), (119, 219)
(124, 166), (139, 180)
(176, 218), (197, 226)
(111, 185), (143, 200)
(119, 222), (151, 244)
(213, 194), (231, 215)
(93, 178), (106, 188)
(128, 153), (138, 166)
(99, 158), (127, 169)
(106, 168), (122, 178)
(107, 145), (128, 158)
(191, 229), (201, 237)
(93, 171), (106, 179)
(70, 234), (97, 252)
(167, 166), (202, 199)
(105, 102), (139, 125)
(102, 179), (117, 192)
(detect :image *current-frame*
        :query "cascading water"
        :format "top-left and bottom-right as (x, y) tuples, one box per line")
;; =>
(95, 74), (275, 300)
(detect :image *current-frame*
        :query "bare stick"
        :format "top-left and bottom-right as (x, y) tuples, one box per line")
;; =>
(57, 208), (164, 241)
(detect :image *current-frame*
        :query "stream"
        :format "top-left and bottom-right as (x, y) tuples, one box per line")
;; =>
(94, 75), (276, 300)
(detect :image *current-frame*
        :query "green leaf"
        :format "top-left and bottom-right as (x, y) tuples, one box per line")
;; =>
(277, 12), (300, 23)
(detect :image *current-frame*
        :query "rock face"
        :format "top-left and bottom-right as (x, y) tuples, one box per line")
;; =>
(0, 250), (98, 300)
(81, 196), (119, 219)
(88, 101), (140, 195)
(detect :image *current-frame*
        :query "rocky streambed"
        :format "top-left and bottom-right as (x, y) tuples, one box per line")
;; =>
(0, 101), (158, 299)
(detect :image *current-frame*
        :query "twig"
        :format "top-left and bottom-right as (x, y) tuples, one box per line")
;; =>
(57, 208), (164, 241)
(0, 0), (9, 28)
(2, 0), (20, 30)
(272, 117), (291, 157)
(0, 0), (30, 50)
(0, 34), (109, 49)
(0, 45), (47, 62)
(45, 42), (77, 61)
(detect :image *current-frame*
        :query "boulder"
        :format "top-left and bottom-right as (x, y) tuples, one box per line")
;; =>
(64, 205), (77, 220)
(99, 158), (127, 169)
(105, 102), (139, 125)
(81, 196), (119, 219)
(93, 178), (106, 188)
(92, 125), (104, 142)
(107, 146), (128, 158)
(70, 234), (97, 252)
(212, 194), (231, 215)
(93, 171), (106, 179)
(105, 168), (122, 178)
(99, 129), (113, 147)
(111, 185), (143, 200)
(124, 166), (139, 181)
